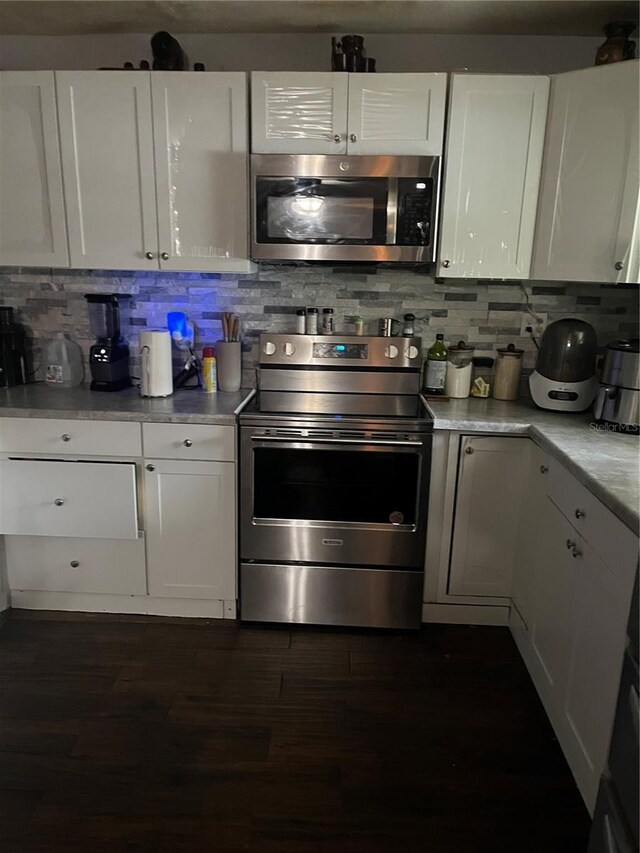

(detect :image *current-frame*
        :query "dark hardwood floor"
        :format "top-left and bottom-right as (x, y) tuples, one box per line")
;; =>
(0, 611), (590, 853)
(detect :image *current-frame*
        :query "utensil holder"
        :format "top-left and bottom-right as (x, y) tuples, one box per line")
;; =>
(216, 341), (241, 392)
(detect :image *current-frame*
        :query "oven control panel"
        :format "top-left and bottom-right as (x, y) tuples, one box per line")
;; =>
(260, 334), (422, 368)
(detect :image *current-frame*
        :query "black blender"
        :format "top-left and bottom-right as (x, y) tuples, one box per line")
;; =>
(84, 294), (132, 391)
(0, 307), (28, 387)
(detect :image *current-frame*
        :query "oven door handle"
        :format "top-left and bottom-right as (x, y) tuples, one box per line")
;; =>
(250, 435), (424, 447)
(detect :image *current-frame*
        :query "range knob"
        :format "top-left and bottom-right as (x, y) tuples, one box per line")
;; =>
(406, 345), (419, 360)
(384, 345), (399, 359)
(263, 341), (276, 356)
(283, 342), (296, 356)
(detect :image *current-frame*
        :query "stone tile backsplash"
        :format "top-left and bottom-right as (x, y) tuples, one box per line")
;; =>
(1, 265), (638, 389)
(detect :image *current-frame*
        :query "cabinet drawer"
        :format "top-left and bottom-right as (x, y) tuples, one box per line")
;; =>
(0, 459), (139, 539)
(6, 534), (146, 595)
(548, 462), (638, 588)
(142, 422), (235, 461)
(0, 417), (141, 457)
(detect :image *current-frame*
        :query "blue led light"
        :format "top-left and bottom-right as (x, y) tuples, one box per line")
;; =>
(336, 345), (346, 351)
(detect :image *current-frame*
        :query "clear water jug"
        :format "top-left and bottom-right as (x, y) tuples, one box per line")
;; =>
(44, 333), (84, 388)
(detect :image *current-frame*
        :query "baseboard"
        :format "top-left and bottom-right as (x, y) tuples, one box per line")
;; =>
(422, 602), (510, 626)
(9, 590), (237, 619)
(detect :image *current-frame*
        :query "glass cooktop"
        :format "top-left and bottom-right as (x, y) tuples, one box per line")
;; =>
(242, 391), (433, 422)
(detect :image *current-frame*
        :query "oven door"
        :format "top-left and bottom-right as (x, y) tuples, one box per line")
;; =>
(251, 154), (440, 262)
(240, 428), (431, 568)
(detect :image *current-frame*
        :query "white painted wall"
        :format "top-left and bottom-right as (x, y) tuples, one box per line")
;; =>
(0, 33), (601, 74)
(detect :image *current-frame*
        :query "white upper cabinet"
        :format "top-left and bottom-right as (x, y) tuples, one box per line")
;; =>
(346, 73), (446, 155)
(56, 72), (158, 271)
(532, 61), (640, 284)
(250, 72), (445, 156)
(251, 72), (349, 154)
(0, 71), (69, 268)
(151, 73), (253, 273)
(438, 74), (550, 279)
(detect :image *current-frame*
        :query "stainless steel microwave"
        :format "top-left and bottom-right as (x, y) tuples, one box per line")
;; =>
(251, 154), (441, 263)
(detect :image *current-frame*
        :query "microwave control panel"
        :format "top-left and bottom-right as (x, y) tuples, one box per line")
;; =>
(396, 178), (433, 246)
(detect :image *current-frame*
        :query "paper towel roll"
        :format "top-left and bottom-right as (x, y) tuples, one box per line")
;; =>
(139, 330), (173, 397)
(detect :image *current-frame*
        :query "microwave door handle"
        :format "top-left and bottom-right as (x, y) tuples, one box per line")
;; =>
(386, 178), (398, 245)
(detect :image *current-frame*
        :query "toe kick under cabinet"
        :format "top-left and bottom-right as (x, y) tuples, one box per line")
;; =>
(0, 417), (237, 616)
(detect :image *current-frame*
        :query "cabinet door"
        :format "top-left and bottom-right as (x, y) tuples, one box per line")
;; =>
(528, 499), (577, 702)
(346, 73), (446, 155)
(438, 74), (549, 278)
(532, 61), (640, 284)
(448, 435), (529, 598)
(0, 71), (69, 267)
(0, 459), (139, 539)
(511, 443), (549, 629)
(251, 72), (348, 154)
(144, 459), (236, 600)
(152, 72), (254, 273)
(56, 71), (158, 270)
(563, 539), (632, 810)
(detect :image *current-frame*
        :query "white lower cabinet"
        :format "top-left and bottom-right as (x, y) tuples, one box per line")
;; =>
(0, 458), (139, 539)
(511, 459), (638, 813)
(448, 435), (529, 598)
(144, 459), (236, 600)
(6, 534), (146, 595)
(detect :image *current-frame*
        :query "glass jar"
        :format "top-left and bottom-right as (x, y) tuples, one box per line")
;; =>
(295, 309), (306, 334)
(492, 344), (524, 401)
(402, 313), (415, 337)
(322, 308), (334, 335)
(470, 356), (494, 398)
(445, 341), (474, 399)
(305, 307), (318, 335)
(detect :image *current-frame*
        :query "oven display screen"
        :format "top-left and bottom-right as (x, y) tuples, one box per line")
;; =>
(312, 343), (368, 359)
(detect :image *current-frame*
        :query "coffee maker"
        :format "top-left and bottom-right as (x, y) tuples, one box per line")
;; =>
(84, 294), (132, 391)
(0, 307), (28, 387)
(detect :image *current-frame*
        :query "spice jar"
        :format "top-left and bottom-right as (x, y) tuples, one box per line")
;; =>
(402, 313), (416, 337)
(295, 309), (306, 334)
(354, 316), (364, 336)
(322, 308), (334, 335)
(492, 344), (524, 400)
(305, 307), (318, 335)
(470, 357), (494, 398)
(445, 341), (474, 399)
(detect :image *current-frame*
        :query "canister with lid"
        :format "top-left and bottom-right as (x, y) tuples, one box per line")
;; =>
(470, 357), (494, 398)
(493, 344), (524, 400)
(445, 341), (475, 398)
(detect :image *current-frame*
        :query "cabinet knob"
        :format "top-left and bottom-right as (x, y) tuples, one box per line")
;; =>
(572, 546), (582, 559)
(540, 465), (548, 474)
(145, 251), (155, 260)
(575, 508), (585, 519)
(442, 259), (451, 268)
(465, 446), (474, 455)
(349, 133), (357, 143)
(54, 498), (64, 506)
(61, 434), (71, 442)
(161, 252), (169, 261)
(333, 133), (342, 143)
(615, 261), (624, 271)
(70, 560), (80, 568)
(566, 538), (576, 550)
(146, 464), (156, 472)
(183, 439), (193, 447)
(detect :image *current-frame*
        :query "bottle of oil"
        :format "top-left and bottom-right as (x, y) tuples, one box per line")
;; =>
(423, 334), (447, 395)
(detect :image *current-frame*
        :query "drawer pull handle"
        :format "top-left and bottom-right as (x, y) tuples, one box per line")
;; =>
(161, 252), (169, 261)
(146, 464), (156, 472)
(575, 508), (585, 519)
(70, 560), (80, 568)
(442, 259), (451, 268)
(540, 465), (548, 474)
(566, 539), (576, 550)
(54, 498), (64, 506)
(61, 434), (71, 442)
(465, 446), (474, 455)
(571, 546), (582, 559)
(183, 439), (193, 447)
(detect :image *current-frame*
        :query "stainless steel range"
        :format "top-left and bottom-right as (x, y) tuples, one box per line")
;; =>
(239, 334), (433, 629)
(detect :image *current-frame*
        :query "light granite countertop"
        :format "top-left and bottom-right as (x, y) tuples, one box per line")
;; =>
(0, 384), (255, 425)
(426, 397), (639, 535)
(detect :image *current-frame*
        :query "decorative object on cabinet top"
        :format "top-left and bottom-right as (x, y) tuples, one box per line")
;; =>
(595, 22), (637, 65)
(332, 34), (376, 72)
(98, 30), (206, 71)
